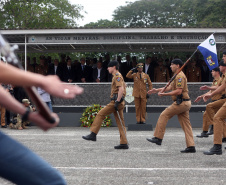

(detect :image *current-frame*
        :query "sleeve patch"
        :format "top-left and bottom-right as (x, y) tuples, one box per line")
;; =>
(117, 77), (121, 82)
(178, 77), (182, 82)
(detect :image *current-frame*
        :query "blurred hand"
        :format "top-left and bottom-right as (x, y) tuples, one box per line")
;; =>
(42, 75), (83, 99)
(114, 101), (119, 111)
(203, 94), (211, 102)
(200, 85), (209, 90)
(158, 92), (164, 97)
(29, 112), (59, 131)
(148, 88), (158, 94)
(194, 96), (202, 103)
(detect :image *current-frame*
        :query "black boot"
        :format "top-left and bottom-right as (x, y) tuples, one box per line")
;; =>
(196, 131), (209, 138)
(114, 144), (129, 149)
(203, 144), (222, 155)
(207, 125), (213, 135)
(180, 146), (196, 153)
(140, 122), (146, 124)
(82, 132), (97, 141)
(146, 137), (162, 145)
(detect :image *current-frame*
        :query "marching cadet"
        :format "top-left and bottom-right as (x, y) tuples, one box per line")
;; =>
(9, 99), (35, 130)
(195, 67), (222, 137)
(82, 61), (129, 149)
(146, 59), (196, 153)
(154, 58), (170, 82)
(126, 63), (152, 124)
(203, 59), (226, 155)
(186, 59), (202, 82)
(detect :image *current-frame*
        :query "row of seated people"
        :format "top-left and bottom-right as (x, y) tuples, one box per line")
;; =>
(24, 54), (212, 83)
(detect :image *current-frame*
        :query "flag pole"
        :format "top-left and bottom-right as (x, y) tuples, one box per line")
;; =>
(161, 49), (198, 93)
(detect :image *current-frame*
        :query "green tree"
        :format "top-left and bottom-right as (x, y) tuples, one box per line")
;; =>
(84, 19), (119, 28)
(0, 0), (84, 29)
(194, 0), (226, 27)
(112, 0), (224, 28)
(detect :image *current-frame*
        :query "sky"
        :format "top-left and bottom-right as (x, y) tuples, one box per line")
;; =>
(69, 0), (137, 26)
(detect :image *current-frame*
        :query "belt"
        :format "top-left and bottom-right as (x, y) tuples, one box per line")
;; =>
(182, 99), (190, 101)
(221, 94), (226, 99)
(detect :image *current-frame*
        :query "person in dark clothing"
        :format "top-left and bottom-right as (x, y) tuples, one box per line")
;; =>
(143, 56), (156, 82)
(93, 61), (107, 82)
(77, 58), (93, 82)
(120, 54), (133, 82)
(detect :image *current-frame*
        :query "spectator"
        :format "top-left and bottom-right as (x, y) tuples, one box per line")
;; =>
(143, 56), (155, 82)
(37, 87), (52, 112)
(186, 59), (202, 82)
(120, 54), (133, 82)
(131, 56), (137, 68)
(47, 59), (63, 80)
(93, 61), (107, 82)
(62, 58), (76, 83)
(102, 53), (110, 69)
(35, 56), (48, 75)
(77, 58), (93, 82)
(154, 58), (170, 82)
(200, 60), (210, 82)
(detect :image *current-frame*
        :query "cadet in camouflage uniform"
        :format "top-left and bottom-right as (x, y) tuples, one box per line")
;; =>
(126, 63), (152, 124)
(9, 99), (35, 130)
(82, 61), (129, 149)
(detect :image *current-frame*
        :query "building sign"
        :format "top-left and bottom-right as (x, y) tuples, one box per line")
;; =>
(28, 34), (225, 43)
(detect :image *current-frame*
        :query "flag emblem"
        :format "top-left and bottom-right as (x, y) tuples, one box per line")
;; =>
(206, 56), (215, 66)
(209, 39), (215, 46)
(198, 34), (218, 70)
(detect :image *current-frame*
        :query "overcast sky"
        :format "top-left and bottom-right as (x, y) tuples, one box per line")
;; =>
(69, 0), (137, 26)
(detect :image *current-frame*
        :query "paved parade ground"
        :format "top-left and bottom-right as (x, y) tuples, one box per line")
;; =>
(1, 126), (226, 185)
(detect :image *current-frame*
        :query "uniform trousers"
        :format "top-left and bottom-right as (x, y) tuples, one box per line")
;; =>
(154, 101), (195, 147)
(0, 105), (6, 126)
(212, 101), (226, 144)
(0, 131), (66, 185)
(203, 100), (226, 138)
(205, 99), (226, 126)
(134, 97), (147, 123)
(90, 101), (127, 144)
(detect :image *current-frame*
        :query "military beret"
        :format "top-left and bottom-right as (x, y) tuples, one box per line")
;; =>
(212, 67), (220, 72)
(22, 99), (30, 104)
(171, 59), (183, 67)
(219, 61), (226, 67)
(108, 60), (119, 67)
(136, 63), (144, 68)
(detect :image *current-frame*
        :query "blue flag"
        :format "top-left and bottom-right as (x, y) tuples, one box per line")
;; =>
(198, 34), (218, 70)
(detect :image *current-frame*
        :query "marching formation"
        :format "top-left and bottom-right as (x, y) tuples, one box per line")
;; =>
(82, 50), (226, 156)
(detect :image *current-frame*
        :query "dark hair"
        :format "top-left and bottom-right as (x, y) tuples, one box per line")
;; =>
(223, 50), (226, 55)
(171, 59), (183, 67)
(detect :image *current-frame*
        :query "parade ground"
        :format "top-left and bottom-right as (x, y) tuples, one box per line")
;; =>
(1, 127), (226, 185)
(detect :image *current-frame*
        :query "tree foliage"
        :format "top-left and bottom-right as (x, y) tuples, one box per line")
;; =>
(84, 19), (119, 28)
(112, 0), (225, 27)
(0, 0), (84, 29)
(193, 0), (226, 27)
